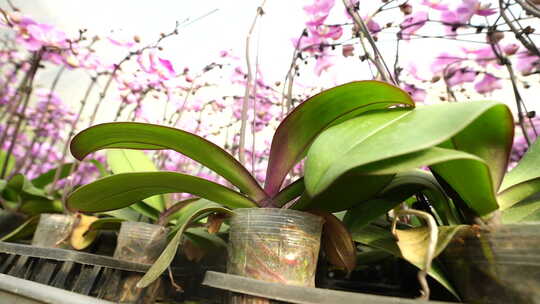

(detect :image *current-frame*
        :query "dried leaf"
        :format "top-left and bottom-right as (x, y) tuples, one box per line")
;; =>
(206, 212), (227, 233)
(310, 210), (356, 274)
(70, 214), (99, 250)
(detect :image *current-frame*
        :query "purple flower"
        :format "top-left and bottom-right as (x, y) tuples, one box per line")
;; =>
(446, 67), (476, 86)
(515, 51), (540, 75)
(474, 73), (502, 94)
(421, 0), (449, 11)
(400, 11), (429, 40)
(314, 52), (334, 76)
(431, 52), (462, 74)
(303, 0), (336, 17)
(403, 83), (427, 102)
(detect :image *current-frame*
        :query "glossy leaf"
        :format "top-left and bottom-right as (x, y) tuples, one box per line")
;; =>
(137, 200), (233, 288)
(70, 214), (99, 250)
(70, 122), (266, 202)
(67, 172), (257, 212)
(0, 216), (39, 242)
(310, 210), (356, 274)
(305, 101), (508, 217)
(498, 137), (540, 210)
(107, 149), (165, 212)
(349, 223), (459, 298)
(31, 163), (73, 188)
(264, 81), (415, 196)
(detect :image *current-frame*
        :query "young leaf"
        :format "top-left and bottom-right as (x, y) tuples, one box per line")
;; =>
(502, 193), (540, 223)
(273, 178), (305, 207)
(67, 172), (257, 212)
(70, 122), (266, 202)
(265, 81), (415, 196)
(137, 200), (233, 288)
(309, 210), (356, 274)
(88, 217), (125, 232)
(107, 149), (165, 212)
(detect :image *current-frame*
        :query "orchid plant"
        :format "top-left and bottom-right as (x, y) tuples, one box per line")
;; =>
(302, 97), (540, 298)
(64, 80), (415, 286)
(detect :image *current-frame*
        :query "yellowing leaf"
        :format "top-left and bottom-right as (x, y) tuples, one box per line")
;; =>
(396, 225), (469, 268)
(70, 214), (99, 250)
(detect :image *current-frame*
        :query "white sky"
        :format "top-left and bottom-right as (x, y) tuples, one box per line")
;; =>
(3, 0), (540, 121)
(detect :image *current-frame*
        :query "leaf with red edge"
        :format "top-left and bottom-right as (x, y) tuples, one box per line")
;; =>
(264, 81), (414, 197)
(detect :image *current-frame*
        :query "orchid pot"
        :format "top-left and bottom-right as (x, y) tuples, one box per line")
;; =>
(441, 223), (540, 304)
(32, 213), (75, 249)
(103, 221), (168, 304)
(227, 208), (324, 304)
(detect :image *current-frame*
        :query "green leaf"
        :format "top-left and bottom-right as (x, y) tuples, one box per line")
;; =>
(70, 122), (266, 202)
(7, 174), (50, 199)
(0, 216), (39, 242)
(305, 101), (507, 217)
(19, 199), (63, 216)
(273, 178), (305, 207)
(88, 217), (125, 232)
(31, 163), (73, 188)
(103, 207), (142, 222)
(0, 150), (16, 177)
(107, 149), (165, 212)
(67, 172), (257, 213)
(137, 200), (233, 288)
(90, 159), (109, 177)
(349, 223), (459, 298)
(502, 192), (540, 223)
(264, 81), (415, 196)
(498, 137), (540, 210)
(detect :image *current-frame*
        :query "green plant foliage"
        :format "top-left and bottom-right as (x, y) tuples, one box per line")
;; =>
(0, 216), (39, 242)
(67, 172), (257, 212)
(107, 149), (166, 212)
(264, 81), (414, 196)
(137, 199), (233, 288)
(70, 122), (266, 202)
(305, 101), (511, 217)
(348, 222), (459, 298)
(498, 137), (540, 210)
(0, 150), (16, 177)
(31, 163), (73, 188)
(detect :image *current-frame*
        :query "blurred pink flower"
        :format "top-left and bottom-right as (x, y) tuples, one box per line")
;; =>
(400, 11), (428, 40)
(463, 46), (496, 67)
(431, 52), (462, 74)
(402, 83), (427, 102)
(446, 67), (476, 86)
(303, 0), (336, 17)
(474, 73), (502, 94)
(314, 53), (333, 76)
(516, 51), (540, 75)
(342, 44), (354, 57)
(16, 21), (68, 51)
(421, 0), (449, 10)
(503, 43), (519, 56)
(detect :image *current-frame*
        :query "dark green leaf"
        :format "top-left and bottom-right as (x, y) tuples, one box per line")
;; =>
(273, 178), (305, 207)
(265, 81), (415, 196)
(70, 122), (266, 202)
(67, 172), (257, 212)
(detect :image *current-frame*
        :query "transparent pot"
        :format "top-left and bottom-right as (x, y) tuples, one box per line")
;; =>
(442, 223), (540, 304)
(103, 221), (168, 304)
(227, 208), (324, 304)
(32, 213), (74, 249)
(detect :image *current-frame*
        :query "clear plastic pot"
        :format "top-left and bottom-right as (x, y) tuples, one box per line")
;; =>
(32, 213), (74, 249)
(104, 222), (168, 304)
(227, 208), (324, 304)
(442, 223), (540, 304)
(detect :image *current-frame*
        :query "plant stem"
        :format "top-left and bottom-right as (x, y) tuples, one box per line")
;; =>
(1, 50), (42, 178)
(239, 0), (266, 165)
